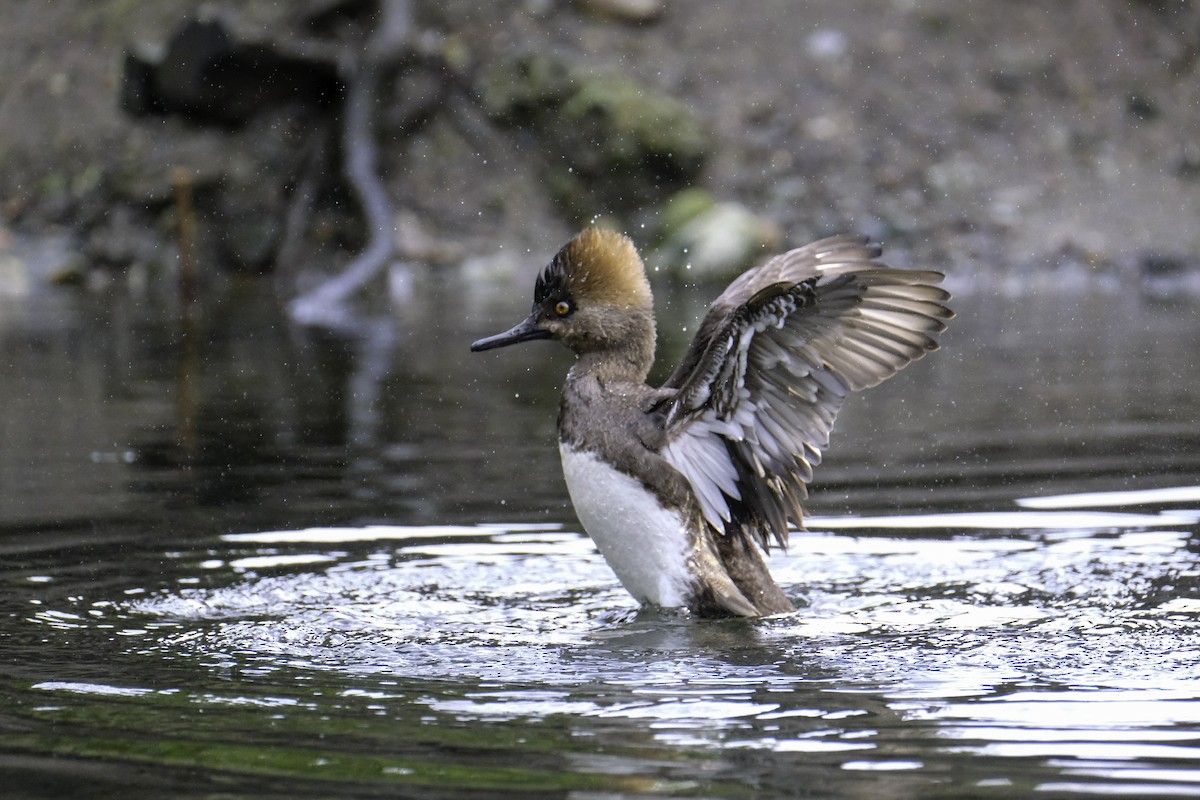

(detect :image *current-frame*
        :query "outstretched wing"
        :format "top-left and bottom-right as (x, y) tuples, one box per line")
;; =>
(656, 234), (952, 549)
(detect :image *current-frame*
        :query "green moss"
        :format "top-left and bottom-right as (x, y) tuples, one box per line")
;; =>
(475, 53), (712, 214)
(477, 53), (575, 123)
(655, 187), (718, 239)
(559, 73), (711, 175)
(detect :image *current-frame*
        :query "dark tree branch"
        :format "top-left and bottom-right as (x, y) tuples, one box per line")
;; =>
(289, 0), (414, 328)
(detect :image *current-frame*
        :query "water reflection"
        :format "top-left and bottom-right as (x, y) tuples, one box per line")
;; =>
(4, 278), (1198, 532)
(2, 276), (1200, 798)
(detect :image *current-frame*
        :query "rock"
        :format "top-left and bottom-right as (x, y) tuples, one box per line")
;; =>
(0, 253), (25, 297)
(477, 53), (712, 214)
(0, 232), (87, 296)
(557, 72), (710, 183)
(120, 13), (343, 126)
(477, 52), (573, 122)
(806, 28), (848, 60)
(653, 187), (715, 236)
(576, 0), (665, 23)
(648, 190), (781, 281)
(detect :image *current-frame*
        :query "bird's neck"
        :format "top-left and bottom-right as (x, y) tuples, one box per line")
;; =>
(572, 317), (656, 386)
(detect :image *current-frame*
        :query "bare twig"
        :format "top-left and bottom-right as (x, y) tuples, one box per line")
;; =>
(289, 0), (413, 329)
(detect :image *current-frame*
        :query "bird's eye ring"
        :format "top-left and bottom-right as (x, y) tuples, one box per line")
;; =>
(554, 300), (572, 316)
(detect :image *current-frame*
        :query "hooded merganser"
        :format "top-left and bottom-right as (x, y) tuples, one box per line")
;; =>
(471, 228), (952, 617)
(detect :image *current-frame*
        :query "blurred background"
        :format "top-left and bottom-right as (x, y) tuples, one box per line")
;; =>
(3, 0), (1199, 292)
(2, 3), (1199, 798)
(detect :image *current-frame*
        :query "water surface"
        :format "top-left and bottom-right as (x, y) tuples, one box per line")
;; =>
(1, 268), (1198, 798)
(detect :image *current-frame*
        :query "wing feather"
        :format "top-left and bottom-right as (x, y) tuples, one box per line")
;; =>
(657, 235), (952, 549)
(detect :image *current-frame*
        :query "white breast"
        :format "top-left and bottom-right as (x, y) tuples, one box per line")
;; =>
(558, 443), (693, 609)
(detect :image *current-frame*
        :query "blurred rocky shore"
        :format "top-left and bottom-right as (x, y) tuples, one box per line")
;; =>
(1, 0), (1198, 302)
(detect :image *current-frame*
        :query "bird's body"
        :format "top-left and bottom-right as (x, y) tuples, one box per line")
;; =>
(472, 228), (952, 617)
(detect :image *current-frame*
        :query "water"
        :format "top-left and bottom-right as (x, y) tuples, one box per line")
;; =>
(1, 265), (1199, 798)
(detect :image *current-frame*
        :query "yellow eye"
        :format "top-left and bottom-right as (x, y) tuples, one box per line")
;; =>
(554, 300), (571, 316)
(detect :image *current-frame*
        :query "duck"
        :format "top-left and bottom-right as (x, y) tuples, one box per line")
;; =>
(471, 228), (952, 617)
